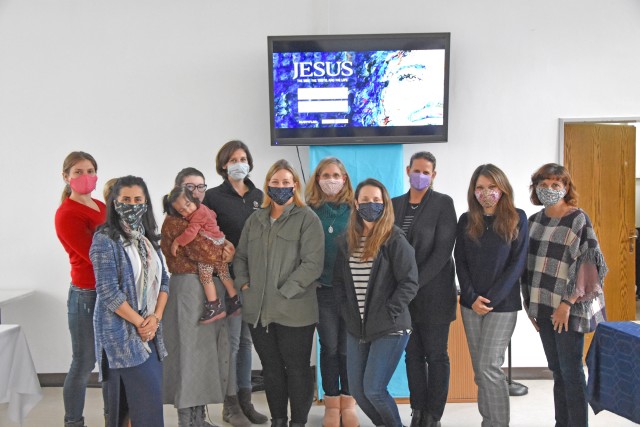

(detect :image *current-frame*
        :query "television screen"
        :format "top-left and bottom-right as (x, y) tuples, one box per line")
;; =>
(268, 33), (450, 146)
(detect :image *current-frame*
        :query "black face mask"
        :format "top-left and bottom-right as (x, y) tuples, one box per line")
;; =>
(114, 201), (147, 230)
(268, 186), (294, 206)
(357, 202), (384, 222)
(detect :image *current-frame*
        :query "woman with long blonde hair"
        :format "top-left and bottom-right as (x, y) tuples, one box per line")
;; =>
(234, 159), (324, 427)
(305, 157), (358, 427)
(333, 178), (419, 427)
(454, 164), (528, 427)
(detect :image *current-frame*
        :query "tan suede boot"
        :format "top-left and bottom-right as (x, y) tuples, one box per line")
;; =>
(322, 395), (341, 427)
(340, 395), (360, 427)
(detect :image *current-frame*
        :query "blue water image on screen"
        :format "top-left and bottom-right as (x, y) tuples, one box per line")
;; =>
(272, 50), (445, 130)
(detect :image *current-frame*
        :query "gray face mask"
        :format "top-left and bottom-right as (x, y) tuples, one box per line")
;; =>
(536, 187), (567, 208)
(227, 162), (250, 181)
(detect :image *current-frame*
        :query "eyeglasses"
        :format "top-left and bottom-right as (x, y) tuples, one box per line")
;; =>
(183, 184), (207, 193)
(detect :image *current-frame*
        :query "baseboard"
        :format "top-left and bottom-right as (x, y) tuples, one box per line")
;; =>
(38, 367), (553, 388)
(39, 373), (101, 388)
(503, 367), (554, 380)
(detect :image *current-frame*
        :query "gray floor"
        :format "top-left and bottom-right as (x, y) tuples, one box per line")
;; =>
(1, 379), (636, 427)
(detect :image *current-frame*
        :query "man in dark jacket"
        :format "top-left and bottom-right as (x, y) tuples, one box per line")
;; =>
(391, 152), (457, 427)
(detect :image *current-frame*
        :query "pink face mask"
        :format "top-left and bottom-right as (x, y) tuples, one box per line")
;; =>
(474, 188), (502, 209)
(319, 178), (344, 196)
(69, 174), (98, 195)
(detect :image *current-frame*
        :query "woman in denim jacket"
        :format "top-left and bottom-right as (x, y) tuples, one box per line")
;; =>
(90, 176), (169, 427)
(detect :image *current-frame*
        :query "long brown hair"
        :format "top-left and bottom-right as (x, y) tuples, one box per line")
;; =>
(466, 164), (519, 242)
(529, 163), (579, 207)
(261, 159), (305, 208)
(305, 157), (354, 208)
(60, 151), (98, 204)
(346, 178), (395, 261)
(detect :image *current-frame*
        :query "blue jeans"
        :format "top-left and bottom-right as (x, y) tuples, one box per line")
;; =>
(405, 322), (451, 420)
(347, 331), (409, 427)
(64, 285), (98, 424)
(538, 316), (588, 427)
(317, 286), (348, 396)
(228, 315), (254, 392)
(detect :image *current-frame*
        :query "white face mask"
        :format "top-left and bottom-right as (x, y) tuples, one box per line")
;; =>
(319, 178), (344, 196)
(227, 162), (250, 181)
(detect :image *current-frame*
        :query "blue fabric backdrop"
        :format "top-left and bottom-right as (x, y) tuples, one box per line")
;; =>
(309, 145), (405, 199)
(309, 144), (409, 400)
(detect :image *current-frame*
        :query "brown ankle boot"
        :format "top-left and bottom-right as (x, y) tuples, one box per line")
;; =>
(340, 395), (360, 427)
(322, 395), (341, 427)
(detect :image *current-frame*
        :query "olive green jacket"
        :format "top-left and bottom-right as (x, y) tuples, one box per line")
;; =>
(233, 204), (324, 327)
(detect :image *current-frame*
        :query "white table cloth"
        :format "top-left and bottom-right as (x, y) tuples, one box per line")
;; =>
(0, 325), (42, 425)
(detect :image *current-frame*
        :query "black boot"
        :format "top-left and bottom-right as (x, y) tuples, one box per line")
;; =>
(410, 409), (424, 427)
(271, 418), (288, 427)
(238, 387), (269, 424)
(424, 412), (441, 427)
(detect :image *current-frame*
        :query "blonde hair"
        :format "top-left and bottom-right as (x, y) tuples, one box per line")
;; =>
(346, 178), (395, 261)
(262, 159), (306, 208)
(102, 178), (118, 202)
(466, 164), (519, 242)
(60, 151), (98, 204)
(305, 157), (355, 208)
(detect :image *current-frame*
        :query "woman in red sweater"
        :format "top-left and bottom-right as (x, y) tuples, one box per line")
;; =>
(54, 151), (106, 427)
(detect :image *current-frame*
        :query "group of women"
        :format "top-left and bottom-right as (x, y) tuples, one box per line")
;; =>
(55, 144), (607, 427)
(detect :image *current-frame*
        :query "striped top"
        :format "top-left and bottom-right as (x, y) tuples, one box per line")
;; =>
(349, 237), (373, 320)
(400, 203), (420, 235)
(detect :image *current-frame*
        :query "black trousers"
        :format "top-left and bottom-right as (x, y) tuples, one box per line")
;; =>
(250, 322), (316, 423)
(405, 322), (451, 420)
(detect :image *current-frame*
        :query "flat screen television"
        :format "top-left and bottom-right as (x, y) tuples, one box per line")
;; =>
(268, 33), (450, 146)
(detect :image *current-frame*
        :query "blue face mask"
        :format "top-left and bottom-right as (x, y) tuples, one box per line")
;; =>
(357, 202), (384, 222)
(227, 162), (250, 181)
(268, 186), (294, 206)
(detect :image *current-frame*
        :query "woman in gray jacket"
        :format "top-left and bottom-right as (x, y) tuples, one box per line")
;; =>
(234, 159), (324, 427)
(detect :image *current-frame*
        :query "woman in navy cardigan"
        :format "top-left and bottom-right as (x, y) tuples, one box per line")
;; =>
(90, 176), (169, 427)
(454, 164), (528, 427)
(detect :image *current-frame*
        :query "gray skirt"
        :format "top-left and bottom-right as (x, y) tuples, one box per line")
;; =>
(162, 273), (230, 409)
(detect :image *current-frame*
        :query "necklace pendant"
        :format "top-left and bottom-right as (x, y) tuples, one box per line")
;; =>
(328, 225), (334, 234)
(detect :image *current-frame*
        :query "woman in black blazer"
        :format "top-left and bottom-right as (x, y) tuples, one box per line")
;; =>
(391, 151), (457, 427)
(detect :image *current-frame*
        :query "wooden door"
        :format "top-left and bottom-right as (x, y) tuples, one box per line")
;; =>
(564, 123), (636, 350)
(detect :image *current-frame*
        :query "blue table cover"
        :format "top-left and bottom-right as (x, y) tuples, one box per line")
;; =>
(586, 321), (640, 423)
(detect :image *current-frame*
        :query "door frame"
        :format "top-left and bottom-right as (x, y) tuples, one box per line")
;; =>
(558, 116), (640, 163)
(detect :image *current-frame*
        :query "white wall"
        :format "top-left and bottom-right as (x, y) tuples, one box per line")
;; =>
(1, 0), (639, 372)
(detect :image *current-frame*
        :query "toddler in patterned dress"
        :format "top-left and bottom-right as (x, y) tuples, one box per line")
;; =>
(163, 186), (241, 323)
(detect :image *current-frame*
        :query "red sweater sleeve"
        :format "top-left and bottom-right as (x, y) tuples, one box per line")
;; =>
(55, 198), (106, 288)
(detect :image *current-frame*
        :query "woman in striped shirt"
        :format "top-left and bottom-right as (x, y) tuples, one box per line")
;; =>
(333, 178), (419, 427)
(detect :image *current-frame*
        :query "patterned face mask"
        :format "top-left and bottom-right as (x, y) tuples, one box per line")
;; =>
(319, 178), (344, 196)
(536, 187), (567, 208)
(474, 188), (502, 209)
(357, 202), (384, 222)
(114, 201), (147, 230)
(268, 186), (295, 206)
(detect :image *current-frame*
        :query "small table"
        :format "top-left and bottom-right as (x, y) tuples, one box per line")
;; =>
(586, 321), (640, 423)
(0, 290), (35, 323)
(0, 324), (43, 425)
